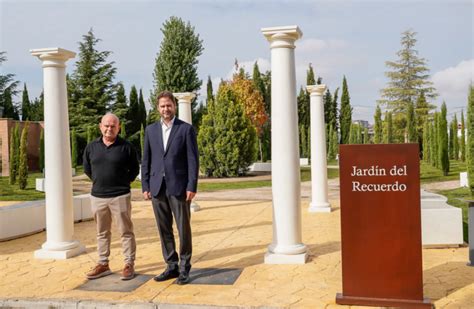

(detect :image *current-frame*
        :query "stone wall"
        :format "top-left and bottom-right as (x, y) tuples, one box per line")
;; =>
(0, 119), (44, 176)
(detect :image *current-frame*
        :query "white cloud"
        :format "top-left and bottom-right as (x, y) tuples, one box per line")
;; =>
(296, 38), (348, 54)
(432, 59), (474, 105)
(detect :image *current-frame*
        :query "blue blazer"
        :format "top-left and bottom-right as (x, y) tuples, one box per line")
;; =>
(141, 118), (199, 197)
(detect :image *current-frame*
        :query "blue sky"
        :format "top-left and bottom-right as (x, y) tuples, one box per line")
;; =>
(1, 0), (473, 122)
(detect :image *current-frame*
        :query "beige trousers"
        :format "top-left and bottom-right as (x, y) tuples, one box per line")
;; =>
(90, 193), (136, 265)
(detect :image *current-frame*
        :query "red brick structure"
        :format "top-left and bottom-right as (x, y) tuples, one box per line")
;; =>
(0, 119), (44, 176)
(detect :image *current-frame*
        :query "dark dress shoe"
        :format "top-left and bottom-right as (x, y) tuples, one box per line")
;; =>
(153, 268), (179, 282)
(176, 271), (190, 285)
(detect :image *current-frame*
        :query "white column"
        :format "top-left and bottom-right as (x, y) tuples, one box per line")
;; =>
(262, 25), (307, 264)
(307, 85), (332, 213)
(31, 48), (85, 259)
(173, 92), (200, 212)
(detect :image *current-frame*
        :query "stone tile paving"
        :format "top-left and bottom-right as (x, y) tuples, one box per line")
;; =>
(0, 197), (472, 308)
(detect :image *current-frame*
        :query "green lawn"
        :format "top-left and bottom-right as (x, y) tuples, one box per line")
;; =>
(438, 187), (472, 243)
(420, 160), (467, 183)
(0, 172), (45, 201)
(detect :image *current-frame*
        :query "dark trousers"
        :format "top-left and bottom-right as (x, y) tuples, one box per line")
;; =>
(151, 180), (192, 273)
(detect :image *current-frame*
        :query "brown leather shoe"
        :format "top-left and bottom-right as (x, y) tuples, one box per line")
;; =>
(120, 263), (135, 280)
(86, 263), (111, 279)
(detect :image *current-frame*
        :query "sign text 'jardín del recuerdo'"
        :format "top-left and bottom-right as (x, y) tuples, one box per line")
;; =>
(351, 165), (407, 192)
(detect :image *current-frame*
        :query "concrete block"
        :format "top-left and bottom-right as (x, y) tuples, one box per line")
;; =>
(421, 191), (464, 247)
(75, 193), (93, 221)
(460, 172), (468, 187)
(0, 200), (46, 241)
(299, 158), (309, 166)
(35, 178), (45, 192)
(249, 162), (271, 172)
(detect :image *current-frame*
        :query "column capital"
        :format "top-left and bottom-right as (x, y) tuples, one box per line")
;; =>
(261, 25), (302, 49)
(173, 92), (196, 104)
(30, 48), (76, 68)
(306, 84), (327, 96)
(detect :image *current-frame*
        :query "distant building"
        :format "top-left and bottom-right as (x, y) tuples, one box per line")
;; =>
(353, 120), (369, 128)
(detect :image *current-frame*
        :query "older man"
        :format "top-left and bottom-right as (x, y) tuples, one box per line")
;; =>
(83, 113), (139, 280)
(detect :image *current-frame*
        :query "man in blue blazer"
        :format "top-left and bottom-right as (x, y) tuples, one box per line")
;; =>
(141, 91), (199, 285)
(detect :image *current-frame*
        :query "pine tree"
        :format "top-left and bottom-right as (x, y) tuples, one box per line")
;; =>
(87, 125), (94, 144)
(9, 124), (19, 184)
(150, 16), (204, 122)
(21, 83), (31, 121)
(39, 128), (44, 172)
(68, 29), (117, 134)
(467, 85), (474, 195)
(374, 105), (383, 144)
(17, 123), (29, 190)
(460, 110), (466, 162)
(71, 129), (78, 168)
(406, 101), (417, 142)
(198, 82), (257, 177)
(111, 83), (128, 123)
(339, 76), (352, 144)
(0, 52), (19, 118)
(439, 103), (449, 176)
(378, 30), (437, 142)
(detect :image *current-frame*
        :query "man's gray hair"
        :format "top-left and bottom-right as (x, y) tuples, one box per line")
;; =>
(101, 113), (120, 124)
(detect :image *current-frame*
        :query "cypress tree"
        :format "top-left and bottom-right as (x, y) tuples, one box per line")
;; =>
(29, 91), (44, 121)
(460, 110), (466, 162)
(422, 121), (430, 162)
(9, 124), (19, 184)
(3, 88), (19, 120)
(111, 83), (128, 123)
(406, 101), (417, 143)
(87, 125), (94, 144)
(467, 85), (474, 195)
(439, 103), (449, 176)
(120, 122), (127, 139)
(449, 118), (455, 159)
(453, 114), (459, 160)
(431, 116), (438, 167)
(300, 125), (308, 158)
(206, 75), (214, 103)
(415, 91), (435, 146)
(331, 88), (339, 131)
(39, 128), (44, 172)
(198, 82), (257, 177)
(330, 126), (338, 159)
(363, 127), (369, 144)
(374, 105), (383, 144)
(18, 122), (29, 190)
(21, 83), (31, 121)
(138, 89), (147, 128)
(150, 16), (204, 122)
(140, 124), (145, 156)
(71, 129), (78, 168)
(349, 123), (357, 144)
(339, 76), (352, 144)
(384, 112), (393, 144)
(297, 87), (309, 157)
(128, 85), (140, 134)
(323, 89), (332, 127)
(327, 125), (336, 160)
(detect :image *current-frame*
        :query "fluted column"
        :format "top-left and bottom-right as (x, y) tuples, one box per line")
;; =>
(174, 92), (200, 212)
(262, 25), (307, 264)
(31, 48), (85, 259)
(307, 85), (331, 212)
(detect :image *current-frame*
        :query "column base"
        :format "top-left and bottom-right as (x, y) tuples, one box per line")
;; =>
(309, 201), (332, 213)
(35, 241), (85, 259)
(264, 251), (308, 264)
(190, 201), (200, 212)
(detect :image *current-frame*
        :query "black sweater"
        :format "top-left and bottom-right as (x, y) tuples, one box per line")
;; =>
(83, 137), (139, 198)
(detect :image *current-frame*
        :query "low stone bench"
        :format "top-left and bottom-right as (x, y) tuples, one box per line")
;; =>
(0, 194), (93, 241)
